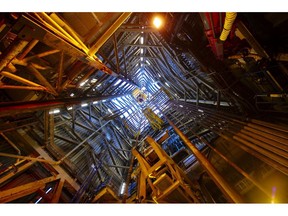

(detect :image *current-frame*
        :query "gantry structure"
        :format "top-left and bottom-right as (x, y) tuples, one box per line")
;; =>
(0, 12), (288, 203)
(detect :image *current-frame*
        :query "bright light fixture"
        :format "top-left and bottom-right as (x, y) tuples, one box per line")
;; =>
(120, 182), (126, 195)
(114, 79), (122, 86)
(140, 36), (144, 44)
(91, 78), (98, 83)
(93, 101), (98, 104)
(165, 82), (170, 87)
(67, 106), (73, 110)
(49, 109), (60, 114)
(81, 103), (88, 107)
(70, 93), (74, 97)
(141, 57), (143, 61)
(80, 79), (89, 87)
(140, 48), (143, 54)
(153, 16), (163, 29)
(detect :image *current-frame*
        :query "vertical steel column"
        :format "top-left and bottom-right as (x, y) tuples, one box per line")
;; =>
(163, 114), (243, 203)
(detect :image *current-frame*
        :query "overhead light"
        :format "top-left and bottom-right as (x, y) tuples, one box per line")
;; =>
(91, 78), (98, 83)
(93, 101), (98, 104)
(114, 79), (122, 86)
(140, 36), (144, 44)
(158, 74), (161, 77)
(81, 103), (88, 107)
(120, 182), (126, 195)
(165, 82), (170, 87)
(108, 108), (113, 114)
(97, 83), (102, 87)
(35, 197), (43, 204)
(141, 57), (143, 61)
(198, 109), (204, 113)
(146, 60), (150, 65)
(70, 93), (74, 97)
(67, 106), (73, 110)
(140, 48), (143, 54)
(179, 105), (183, 108)
(153, 16), (163, 29)
(80, 79), (89, 87)
(45, 188), (52, 194)
(49, 109), (60, 114)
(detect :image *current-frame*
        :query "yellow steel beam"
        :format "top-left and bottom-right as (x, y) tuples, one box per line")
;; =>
(88, 13), (132, 57)
(0, 161), (36, 185)
(1, 71), (44, 88)
(18, 129), (80, 191)
(51, 178), (65, 203)
(0, 152), (57, 165)
(92, 187), (119, 203)
(22, 49), (60, 62)
(27, 64), (58, 96)
(0, 85), (47, 91)
(0, 40), (28, 72)
(17, 39), (39, 60)
(0, 175), (60, 203)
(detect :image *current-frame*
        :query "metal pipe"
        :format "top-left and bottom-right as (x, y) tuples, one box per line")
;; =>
(113, 34), (120, 73)
(243, 126), (288, 146)
(251, 119), (288, 134)
(240, 129), (288, 153)
(17, 39), (39, 60)
(189, 129), (273, 199)
(22, 49), (60, 62)
(56, 120), (111, 164)
(39, 12), (85, 51)
(49, 13), (89, 53)
(233, 135), (288, 167)
(0, 39), (29, 72)
(27, 64), (58, 96)
(0, 93), (128, 117)
(56, 51), (64, 92)
(1, 71), (44, 87)
(88, 13), (132, 57)
(0, 152), (56, 164)
(0, 85), (47, 91)
(0, 133), (21, 157)
(163, 114), (243, 203)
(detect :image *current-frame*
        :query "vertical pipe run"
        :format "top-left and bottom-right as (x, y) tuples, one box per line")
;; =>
(164, 114), (243, 203)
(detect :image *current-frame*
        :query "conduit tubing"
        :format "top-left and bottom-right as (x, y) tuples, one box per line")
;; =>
(163, 114), (243, 203)
(219, 12), (237, 42)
